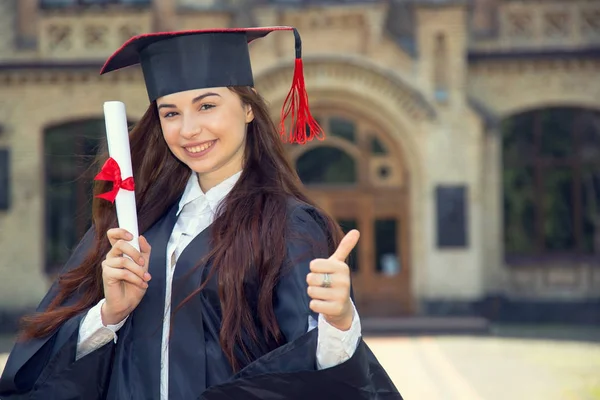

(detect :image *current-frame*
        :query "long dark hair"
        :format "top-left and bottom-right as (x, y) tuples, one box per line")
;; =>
(19, 87), (343, 371)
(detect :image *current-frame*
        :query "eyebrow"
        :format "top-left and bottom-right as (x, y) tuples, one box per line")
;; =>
(157, 92), (221, 110)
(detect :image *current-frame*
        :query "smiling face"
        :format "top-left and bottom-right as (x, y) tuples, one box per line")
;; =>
(156, 87), (254, 191)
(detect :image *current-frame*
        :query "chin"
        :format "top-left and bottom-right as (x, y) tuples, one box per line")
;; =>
(188, 162), (217, 175)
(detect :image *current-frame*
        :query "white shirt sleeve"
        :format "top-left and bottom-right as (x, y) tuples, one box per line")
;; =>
(76, 298), (128, 361)
(309, 299), (362, 370)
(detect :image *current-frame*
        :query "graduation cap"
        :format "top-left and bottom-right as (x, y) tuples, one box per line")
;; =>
(100, 26), (323, 145)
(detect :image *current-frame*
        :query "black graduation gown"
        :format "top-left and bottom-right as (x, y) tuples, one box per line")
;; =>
(0, 199), (402, 400)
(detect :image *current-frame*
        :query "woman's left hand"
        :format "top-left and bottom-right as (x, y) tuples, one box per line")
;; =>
(306, 230), (360, 331)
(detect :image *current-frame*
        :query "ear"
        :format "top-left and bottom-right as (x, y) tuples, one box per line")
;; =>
(245, 103), (255, 124)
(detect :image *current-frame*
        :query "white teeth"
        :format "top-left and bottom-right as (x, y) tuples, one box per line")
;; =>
(187, 141), (214, 153)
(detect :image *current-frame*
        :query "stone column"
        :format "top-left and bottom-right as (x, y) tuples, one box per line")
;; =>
(415, 3), (468, 109)
(153, 0), (177, 32)
(16, 0), (39, 49)
(481, 125), (507, 295)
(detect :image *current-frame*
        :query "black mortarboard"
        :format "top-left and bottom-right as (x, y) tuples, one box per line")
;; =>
(100, 26), (323, 145)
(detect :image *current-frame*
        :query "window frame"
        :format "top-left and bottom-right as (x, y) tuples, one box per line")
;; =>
(502, 107), (600, 266)
(43, 119), (107, 275)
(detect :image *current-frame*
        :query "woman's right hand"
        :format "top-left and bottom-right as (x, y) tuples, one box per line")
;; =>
(101, 229), (152, 325)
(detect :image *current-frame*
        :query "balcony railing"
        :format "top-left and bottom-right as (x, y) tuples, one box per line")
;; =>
(470, 0), (600, 54)
(38, 8), (152, 59)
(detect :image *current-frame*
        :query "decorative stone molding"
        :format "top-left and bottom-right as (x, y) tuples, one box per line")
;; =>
(284, 11), (367, 32)
(38, 9), (152, 59)
(368, 156), (405, 188)
(0, 67), (142, 86)
(285, 109), (407, 190)
(255, 57), (436, 123)
(469, 0), (600, 52)
(178, 11), (232, 32)
(470, 58), (600, 74)
(468, 58), (600, 118)
(507, 265), (600, 300)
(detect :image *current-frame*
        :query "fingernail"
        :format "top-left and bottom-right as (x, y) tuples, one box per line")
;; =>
(143, 282), (149, 289)
(144, 272), (151, 281)
(127, 233), (133, 240)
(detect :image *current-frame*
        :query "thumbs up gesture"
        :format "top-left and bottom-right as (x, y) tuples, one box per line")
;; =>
(306, 229), (360, 332)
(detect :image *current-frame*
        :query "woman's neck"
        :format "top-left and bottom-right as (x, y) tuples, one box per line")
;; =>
(197, 168), (242, 193)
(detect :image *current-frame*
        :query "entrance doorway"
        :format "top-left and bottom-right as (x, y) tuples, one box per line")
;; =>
(290, 110), (412, 316)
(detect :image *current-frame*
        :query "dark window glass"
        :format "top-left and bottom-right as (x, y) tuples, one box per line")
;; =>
(375, 219), (400, 275)
(296, 147), (357, 185)
(540, 108), (574, 158)
(503, 167), (536, 254)
(542, 167), (575, 251)
(501, 112), (535, 165)
(502, 107), (600, 259)
(338, 219), (359, 272)
(44, 120), (106, 275)
(370, 135), (387, 155)
(582, 167), (600, 253)
(329, 117), (356, 143)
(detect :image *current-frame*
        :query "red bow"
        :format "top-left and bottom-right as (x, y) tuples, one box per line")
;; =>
(94, 157), (135, 203)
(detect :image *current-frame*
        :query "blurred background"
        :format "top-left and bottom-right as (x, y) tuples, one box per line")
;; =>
(0, 0), (599, 398)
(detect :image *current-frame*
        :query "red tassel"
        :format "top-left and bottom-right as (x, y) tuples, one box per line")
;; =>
(279, 58), (325, 145)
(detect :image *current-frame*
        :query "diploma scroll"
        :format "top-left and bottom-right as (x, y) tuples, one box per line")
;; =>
(103, 101), (140, 251)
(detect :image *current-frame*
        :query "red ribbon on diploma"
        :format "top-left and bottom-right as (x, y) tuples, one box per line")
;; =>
(94, 157), (135, 203)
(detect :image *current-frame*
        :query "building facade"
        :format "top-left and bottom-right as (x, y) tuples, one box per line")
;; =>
(0, 0), (599, 326)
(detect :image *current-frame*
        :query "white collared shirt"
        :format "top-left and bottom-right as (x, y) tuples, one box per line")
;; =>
(76, 171), (361, 400)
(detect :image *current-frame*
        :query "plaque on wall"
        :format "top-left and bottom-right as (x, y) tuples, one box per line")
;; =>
(0, 149), (9, 210)
(436, 185), (468, 248)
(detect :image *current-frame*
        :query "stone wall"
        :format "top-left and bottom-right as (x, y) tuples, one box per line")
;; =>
(0, 0), (598, 319)
(468, 58), (600, 119)
(0, 0), (15, 58)
(0, 69), (150, 311)
(468, 58), (600, 301)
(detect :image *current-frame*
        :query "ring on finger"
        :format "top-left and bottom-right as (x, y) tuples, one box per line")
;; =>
(321, 273), (332, 288)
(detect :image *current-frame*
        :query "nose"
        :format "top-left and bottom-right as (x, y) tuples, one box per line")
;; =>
(180, 113), (202, 140)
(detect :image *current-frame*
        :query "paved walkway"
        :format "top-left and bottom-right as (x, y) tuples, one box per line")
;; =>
(1, 335), (599, 399)
(0, 353), (6, 375)
(366, 335), (600, 400)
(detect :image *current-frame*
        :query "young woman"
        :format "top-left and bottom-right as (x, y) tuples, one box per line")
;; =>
(0, 27), (401, 399)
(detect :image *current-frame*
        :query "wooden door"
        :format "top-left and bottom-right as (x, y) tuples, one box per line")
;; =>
(310, 190), (412, 317)
(289, 109), (412, 317)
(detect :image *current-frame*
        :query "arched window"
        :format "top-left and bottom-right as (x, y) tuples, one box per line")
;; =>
(502, 107), (600, 262)
(290, 112), (410, 315)
(293, 114), (399, 187)
(44, 119), (107, 275)
(296, 146), (357, 185)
